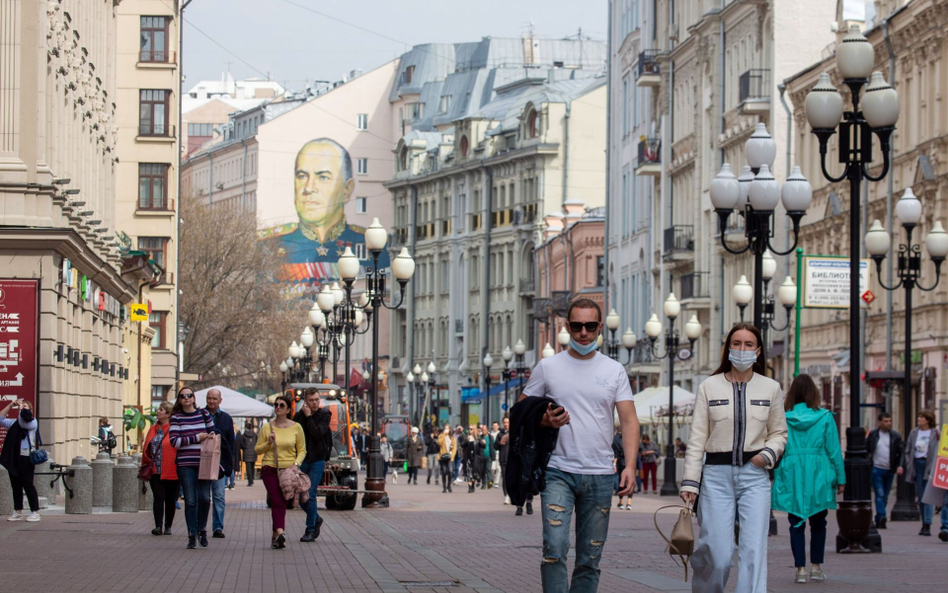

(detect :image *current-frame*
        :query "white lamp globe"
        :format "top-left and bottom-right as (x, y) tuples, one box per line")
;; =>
(864, 219), (891, 257)
(392, 248), (416, 280)
(596, 334), (604, 348)
(483, 354), (493, 368)
(421, 371), (430, 383)
(502, 346), (513, 362)
(778, 277), (797, 307)
(330, 282), (344, 306)
(664, 293), (681, 319)
(286, 358), (295, 369)
(684, 315), (702, 340)
(427, 361), (436, 373)
(781, 166), (813, 212)
(317, 285), (335, 312)
(749, 164), (780, 211)
(805, 73), (845, 130)
(406, 371), (415, 383)
(622, 328), (637, 349)
(288, 341), (300, 359)
(338, 246), (360, 281)
(557, 326), (570, 346)
(925, 222), (948, 259)
(354, 308), (364, 327)
(762, 250), (777, 280)
(606, 308), (621, 331)
(514, 339), (526, 356)
(309, 303), (325, 327)
(710, 163), (740, 211)
(736, 166), (754, 210)
(301, 326), (314, 348)
(365, 218), (388, 252)
(732, 275), (753, 305)
(862, 71), (900, 129)
(362, 370), (370, 381)
(837, 24), (874, 80)
(413, 364), (422, 375)
(280, 361), (288, 373)
(744, 123), (777, 171)
(645, 313), (663, 339)
(895, 187), (922, 226)
(542, 343), (556, 358)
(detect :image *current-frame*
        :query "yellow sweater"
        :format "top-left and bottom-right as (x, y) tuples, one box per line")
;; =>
(254, 422), (306, 468)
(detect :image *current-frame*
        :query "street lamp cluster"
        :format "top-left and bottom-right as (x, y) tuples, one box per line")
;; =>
(406, 360), (437, 429)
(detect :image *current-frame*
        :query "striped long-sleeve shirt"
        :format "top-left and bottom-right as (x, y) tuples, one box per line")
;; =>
(169, 409), (215, 467)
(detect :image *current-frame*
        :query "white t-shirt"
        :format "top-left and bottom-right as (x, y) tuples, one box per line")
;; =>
(915, 429), (932, 458)
(522, 350), (635, 475)
(872, 430), (891, 470)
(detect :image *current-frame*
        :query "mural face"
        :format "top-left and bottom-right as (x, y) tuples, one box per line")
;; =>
(261, 138), (389, 288)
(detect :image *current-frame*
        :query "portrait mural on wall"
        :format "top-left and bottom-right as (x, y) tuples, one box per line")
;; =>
(260, 138), (389, 287)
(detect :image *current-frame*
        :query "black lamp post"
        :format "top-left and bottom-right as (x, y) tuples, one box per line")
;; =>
(865, 190), (947, 522)
(803, 24), (902, 553)
(644, 294), (702, 496)
(483, 353), (494, 436)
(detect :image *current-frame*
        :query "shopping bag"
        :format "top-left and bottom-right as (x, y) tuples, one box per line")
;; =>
(198, 433), (222, 480)
(421, 456), (427, 470)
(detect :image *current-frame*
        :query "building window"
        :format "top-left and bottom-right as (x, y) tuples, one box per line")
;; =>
(403, 65), (415, 84)
(138, 237), (168, 269)
(527, 109), (539, 139)
(408, 102), (423, 121)
(354, 243), (366, 260)
(356, 196), (367, 213)
(357, 114), (368, 130)
(187, 123), (213, 136)
(596, 256), (605, 287)
(460, 136), (469, 157)
(150, 385), (168, 407)
(357, 158), (368, 175)
(149, 311), (167, 349)
(439, 95), (451, 114)
(139, 90), (170, 136)
(139, 163), (169, 210)
(140, 16), (169, 63)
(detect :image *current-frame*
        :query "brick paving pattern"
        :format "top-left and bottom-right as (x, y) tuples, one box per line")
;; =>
(0, 473), (943, 592)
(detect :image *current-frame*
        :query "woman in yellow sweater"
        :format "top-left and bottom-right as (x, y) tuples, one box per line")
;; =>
(255, 393), (306, 549)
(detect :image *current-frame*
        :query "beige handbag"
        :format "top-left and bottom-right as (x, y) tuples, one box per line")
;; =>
(654, 504), (695, 582)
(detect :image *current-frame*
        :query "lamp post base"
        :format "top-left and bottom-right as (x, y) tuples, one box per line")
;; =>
(361, 444), (389, 508)
(659, 455), (678, 496)
(889, 473), (919, 521)
(837, 427), (881, 553)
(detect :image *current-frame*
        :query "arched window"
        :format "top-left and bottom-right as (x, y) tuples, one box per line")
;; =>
(399, 146), (409, 171)
(460, 135), (469, 157)
(527, 108), (539, 139)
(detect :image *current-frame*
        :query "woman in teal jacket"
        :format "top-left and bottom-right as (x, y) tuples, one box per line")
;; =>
(772, 374), (845, 584)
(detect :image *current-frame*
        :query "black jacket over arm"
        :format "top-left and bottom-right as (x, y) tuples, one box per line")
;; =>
(210, 410), (235, 475)
(504, 396), (559, 507)
(293, 408), (333, 463)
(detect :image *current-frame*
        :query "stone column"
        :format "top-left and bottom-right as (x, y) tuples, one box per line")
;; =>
(111, 455), (138, 513)
(133, 453), (152, 511)
(90, 452), (114, 508)
(33, 458), (53, 508)
(64, 457), (92, 514)
(0, 464), (13, 516)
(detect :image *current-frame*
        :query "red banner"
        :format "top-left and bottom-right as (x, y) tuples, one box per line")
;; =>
(0, 279), (39, 445)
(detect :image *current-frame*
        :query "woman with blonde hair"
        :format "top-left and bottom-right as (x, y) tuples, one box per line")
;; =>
(142, 401), (179, 535)
(255, 393), (306, 549)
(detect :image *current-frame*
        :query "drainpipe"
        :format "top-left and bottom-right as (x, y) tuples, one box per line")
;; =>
(778, 83), (792, 379)
(240, 138), (248, 205)
(882, 19), (896, 374)
(717, 1), (726, 346)
(207, 152), (213, 203)
(563, 104), (571, 207)
(604, 0), (612, 315)
(177, 0), (193, 390)
(481, 168), (493, 421)
(407, 184), (418, 416)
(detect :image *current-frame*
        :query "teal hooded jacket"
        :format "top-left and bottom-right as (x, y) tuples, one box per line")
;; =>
(772, 403), (846, 522)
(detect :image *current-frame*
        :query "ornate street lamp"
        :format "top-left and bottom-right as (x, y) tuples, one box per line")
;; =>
(556, 326), (570, 351)
(604, 309), (622, 360)
(645, 294), (701, 496)
(803, 24), (899, 553)
(542, 343), (556, 359)
(865, 188), (947, 522)
(482, 353), (494, 433)
(732, 275), (754, 322)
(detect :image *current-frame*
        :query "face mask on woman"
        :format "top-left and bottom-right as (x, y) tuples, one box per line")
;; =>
(728, 349), (758, 372)
(20, 409), (34, 423)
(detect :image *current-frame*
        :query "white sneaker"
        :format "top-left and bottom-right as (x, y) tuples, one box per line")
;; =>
(7, 512), (23, 522)
(25, 513), (40, 523)
(625, 504), (632, 510)
(504, 495), (511, 505)
(809, 567), (825, 582)
(794, 568), (807, 584)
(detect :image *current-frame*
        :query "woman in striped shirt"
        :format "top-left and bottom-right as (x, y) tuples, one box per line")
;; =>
(170, 387), (216, 549)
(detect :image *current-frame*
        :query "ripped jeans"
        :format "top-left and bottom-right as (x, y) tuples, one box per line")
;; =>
(540, 467), (614, 593)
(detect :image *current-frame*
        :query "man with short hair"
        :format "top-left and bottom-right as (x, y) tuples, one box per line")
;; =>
(867, 412), (903, 528)
(479, 424), (493, 489)
(498, 417), (510, 503)
(490, 421), (502, 488)
(205, 389), (235, 539)
(293, 387), (333, 542)
(519, 298), (640, 593)
(238, 422), (257, 486)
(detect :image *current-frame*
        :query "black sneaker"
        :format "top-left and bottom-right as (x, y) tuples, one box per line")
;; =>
(877, 518), (887, 529)
(151, 528), (162, 536)
(300, 529), (316, 543)
(526, 502), (533, 515)
(313, 517), (323, 539)
(213, 530), (225, 539)
(920, 524), (931, 536)
(516, 507), (523, 516)
(199, 531), (209, 547)
(276, 533), (286, 549)
(187, 535), (197, 549)
(939, 530), (948, 542)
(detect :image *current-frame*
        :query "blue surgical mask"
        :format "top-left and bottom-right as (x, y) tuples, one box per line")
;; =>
(728, 349), (758, 372)
(569, 337), (599, 356)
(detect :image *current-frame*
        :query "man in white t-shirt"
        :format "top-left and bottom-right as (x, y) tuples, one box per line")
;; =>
(866, 412), (903, 528)
(520, 298), (640, 593)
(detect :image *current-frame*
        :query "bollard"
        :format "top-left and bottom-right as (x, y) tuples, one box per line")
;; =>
(33, 458), (54, 508)
(112, 455), (139, 512)
(134, 454), (153, 511)
(90, 452), (114, 508)
(64, 456), (92, 514)
(0, 464), (13, 516)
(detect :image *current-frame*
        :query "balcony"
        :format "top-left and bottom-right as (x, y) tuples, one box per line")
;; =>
(663, 225), (694, 262)
(636, 137), (661, 176)
(680, 271), (710, 302)
(636, 50), (661, 87)
(138, 50), (176, 65)
(739, 68), (771, 116)
(519, 277), (535, 294)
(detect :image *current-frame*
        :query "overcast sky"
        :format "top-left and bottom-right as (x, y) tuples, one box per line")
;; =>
(181, 0), (608, 91)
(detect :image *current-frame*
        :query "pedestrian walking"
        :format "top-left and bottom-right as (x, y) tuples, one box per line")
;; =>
(97, 417), (117, 455)
(425, 430), (440, 485)
(680, 322), (788, 593)
(352, 428), (367, 468)
(169, 386), (217, 549)
(613, 428), (631, 509)
(866, 412), (903, 528)
(772, 374), (845, 584)
(380, 434), (393, 480)
(238, 422), (257, 486)
(204, 388), (234, 539)
(675, 437), (687, 458)
(903, 409), (938, 536)
(515, 298), (641, 593)
(639, 434), (659, 494)
(293, 387), (332, 542)
(490, 421), (502, 488)
(406, 427), (424, 485)
(255, 393), (306, 549)
(453, 425), (465, 482)
(479, 424), (493, 489)
(498, 417), (510, 503)
(141, 402), (178, 535)
(1, 399), (41, 522)
(920, 428), (948, 541)
(437, 425), (456, 492)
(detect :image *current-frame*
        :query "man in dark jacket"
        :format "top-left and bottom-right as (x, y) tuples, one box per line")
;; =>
(867, 412), (904, 528)
(293, 387), (333, 542)
(238, 422), (257, 486)
(205, 389), (235, 539)
(498, 417), (510, 503)
(353, 428), (367, 468)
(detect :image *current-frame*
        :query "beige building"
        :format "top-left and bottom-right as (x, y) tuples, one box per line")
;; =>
(619, 0), (835, 394)
(385, 38), (607, 426)
(785, 0), (948, 433)
(0, 0), (140, 463)
(114, 0), (181, 409)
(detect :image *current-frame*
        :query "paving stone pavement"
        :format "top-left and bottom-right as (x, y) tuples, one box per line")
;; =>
(0, 472), (943, 592)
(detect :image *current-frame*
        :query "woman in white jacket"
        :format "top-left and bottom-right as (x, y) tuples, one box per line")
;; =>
(680, 323), (788, 593)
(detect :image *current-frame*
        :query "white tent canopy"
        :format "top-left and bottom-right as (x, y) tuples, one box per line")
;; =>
(194, 385), (273, 418)
(615, 385), (696, 426)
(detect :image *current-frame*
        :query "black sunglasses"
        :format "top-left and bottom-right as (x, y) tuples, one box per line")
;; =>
(568, 322), (600, 333)
(274, 402), (288, 409)
(179, 392), (194, 399)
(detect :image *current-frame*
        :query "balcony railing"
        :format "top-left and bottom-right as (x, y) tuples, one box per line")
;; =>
(138, 123), (174, 138)
(680, 271), (709, 300)
(637, 50), (661, 79)
(139, 50), (175, 63)
(663, 225), (694, 256)
(739, 68), (771, 104)
(638, 137), (661, 165)
(519, 278), (535, 293)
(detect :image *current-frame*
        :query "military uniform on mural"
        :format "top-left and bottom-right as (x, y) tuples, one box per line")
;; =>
(263, 219), (390, 283)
